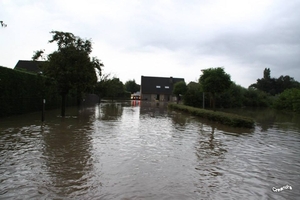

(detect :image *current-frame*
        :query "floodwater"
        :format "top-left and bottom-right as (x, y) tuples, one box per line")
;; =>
(0, 101), (299, 200)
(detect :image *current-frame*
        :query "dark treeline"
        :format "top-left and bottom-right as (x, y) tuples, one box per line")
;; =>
(94, 74), (132, 101)
(249, 68), (300, 95)
(180, 68), (300, 113)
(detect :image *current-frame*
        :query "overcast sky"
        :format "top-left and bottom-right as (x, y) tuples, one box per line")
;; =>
(1, 0), (300, 87)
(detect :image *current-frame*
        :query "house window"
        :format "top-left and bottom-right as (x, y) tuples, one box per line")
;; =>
(165, 86), (169, 89)
(156, 85), (161, 88)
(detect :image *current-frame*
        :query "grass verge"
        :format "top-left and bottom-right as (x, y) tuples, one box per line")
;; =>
(168, 103), (255, 128)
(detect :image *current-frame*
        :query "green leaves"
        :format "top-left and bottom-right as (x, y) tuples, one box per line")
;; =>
(173, 81), (187, 96)
(199, 67), (231, 94)
(273, 88), (300, 112)
(199, 67), (231, 111)
(125, 79), (140, 94)
(34, 30), (104, 115)
(250, 68), (300, 95)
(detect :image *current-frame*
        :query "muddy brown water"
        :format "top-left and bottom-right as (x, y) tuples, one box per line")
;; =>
(0, 101), (299, 199)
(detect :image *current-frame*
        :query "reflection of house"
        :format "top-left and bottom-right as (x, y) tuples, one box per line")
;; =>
(141, 76), (184, 101)
(14, 60), (45, 74)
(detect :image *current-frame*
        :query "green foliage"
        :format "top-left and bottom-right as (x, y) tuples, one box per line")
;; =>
(183, 82), (203, 108)
(184, 78), (271, 109)
(217, 83), (272, 108)
(125, 79), (140, 94)
(95, 75), (129, 101)
(199, 67), (231, 94)
(273, 88), (300, 112)
(243, 88), (271, 107)
(0, 66), (76, 118)
(34, 31), (104, 116)
(168, 103), (254, 128)
(217, 83), (245, 108)
(106, 78), (126, 100)
(250, 68), (300, 95)
(199, 67), (231, 111)
(173, 81), (187, 96)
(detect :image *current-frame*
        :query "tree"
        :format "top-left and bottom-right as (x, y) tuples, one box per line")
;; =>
(106, 77), (125, 101)
(199, 67), (231, 111)
(273, 88), (300, 112)
(183, 81), (203, 108)
(250, 68), (300, 95)
(33, 31), (104, 116)
(216, 82), (246, 108)
(125, 79), (140, 94)
(94, 73), (111, 102)
(95, 75), (128, 101)
(173, 81), (187, 103)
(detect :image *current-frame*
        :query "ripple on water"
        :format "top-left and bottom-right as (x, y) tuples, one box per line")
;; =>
(1, 104), (300, 199)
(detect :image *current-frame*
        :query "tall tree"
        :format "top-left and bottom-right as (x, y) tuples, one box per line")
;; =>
(125, 79), (140, 94)
(199, 67), (231, 111)
(106, 77), (125, 101)
(94, 73), (111, 102)
(250, 68), (300, 95)
(183, 81), (203, 108)
(33, 31), (104, 116)
(173, 81), (187, 103)
(95, 76), (127, 101)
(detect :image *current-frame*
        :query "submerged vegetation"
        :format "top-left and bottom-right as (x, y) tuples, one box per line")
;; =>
(168, 103), (255, 128)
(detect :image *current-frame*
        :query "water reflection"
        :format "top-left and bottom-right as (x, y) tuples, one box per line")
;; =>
(97, 103), (123, 120)
(139, 101), (168, 118)
(222, 107), (300, 132)
(41, 107), (95, 198)
(0, 102), (299, 199)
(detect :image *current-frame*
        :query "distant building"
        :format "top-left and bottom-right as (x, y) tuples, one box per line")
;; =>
(141, 76), (184, 101)
(14, 60), (46, 74)
(131, 91), (141, 100)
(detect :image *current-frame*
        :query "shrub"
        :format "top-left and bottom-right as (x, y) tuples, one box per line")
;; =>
(168, 103), (254, 128)
(0, 66), (76, 117)
(273, 88), (300, 112)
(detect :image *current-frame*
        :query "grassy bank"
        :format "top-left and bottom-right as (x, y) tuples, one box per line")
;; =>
(168, 103), (255, 128)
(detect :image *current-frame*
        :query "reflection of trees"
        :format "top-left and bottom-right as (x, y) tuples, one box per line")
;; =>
(139, 101), (168, 118)
(194, 124), (227, 189)
(98, 103), (123, 120)
(42, 111), (94, 197)
(222, 107), (300, 132)
(196, 125), (227, 159)
(170, 112), (187, 127)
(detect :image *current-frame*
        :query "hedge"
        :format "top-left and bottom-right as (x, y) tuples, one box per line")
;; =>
(0, 66), (76, 118)
(168, 103), (255, 128)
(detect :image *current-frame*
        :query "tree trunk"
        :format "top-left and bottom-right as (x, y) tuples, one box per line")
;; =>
(61, 93), (66, 117)
(212, 93), (216, 112)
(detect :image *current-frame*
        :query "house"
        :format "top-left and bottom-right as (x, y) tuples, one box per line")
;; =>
(131, 91), (141, 100)
(14, 60), (46, 74)
(141, 76), (184, 101)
